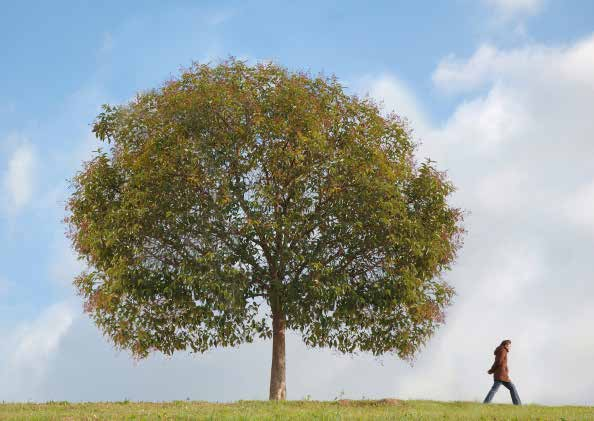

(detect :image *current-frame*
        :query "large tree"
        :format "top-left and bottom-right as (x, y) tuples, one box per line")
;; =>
(66, 58), (464, 400)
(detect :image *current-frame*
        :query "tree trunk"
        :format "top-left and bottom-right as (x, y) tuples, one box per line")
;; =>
(269, 305), (286, 400)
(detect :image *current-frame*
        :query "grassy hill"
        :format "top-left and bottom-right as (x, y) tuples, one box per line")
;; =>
(0, 399), (592, 420)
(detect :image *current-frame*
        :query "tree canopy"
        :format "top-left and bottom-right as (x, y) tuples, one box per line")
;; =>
(66, 58), (464, 400)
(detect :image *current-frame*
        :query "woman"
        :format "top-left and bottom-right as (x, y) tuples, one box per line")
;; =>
(483, 339), (522, 405)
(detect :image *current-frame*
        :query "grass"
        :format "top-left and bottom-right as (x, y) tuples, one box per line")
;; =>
(0, 399), (592, 420)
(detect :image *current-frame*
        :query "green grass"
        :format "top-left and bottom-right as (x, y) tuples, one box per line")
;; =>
(0, 399), (592, 420)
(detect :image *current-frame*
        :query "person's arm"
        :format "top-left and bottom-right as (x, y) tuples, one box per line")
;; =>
(488, 350), (504, 374)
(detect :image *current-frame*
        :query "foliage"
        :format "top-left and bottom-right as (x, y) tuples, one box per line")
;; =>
(66, 57), (464, 360)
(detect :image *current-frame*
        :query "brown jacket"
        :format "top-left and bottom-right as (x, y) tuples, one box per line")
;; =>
(488, 345), (510, 382)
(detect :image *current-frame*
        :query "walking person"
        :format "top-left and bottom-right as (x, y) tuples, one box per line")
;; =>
(483, 339), (522, 405)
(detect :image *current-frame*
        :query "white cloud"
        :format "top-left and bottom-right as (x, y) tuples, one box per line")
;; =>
(427, 34), (594, 168)
(563, 179), (594, 235)
(11, 302), (76, 373)
(432, 84), (530, 153)
(433, 45), (500, 94)
(433, 35), (594, 95)
(0, 301), (77, 400)
(560, 35), (594, 91)
(432, 43), (557, 94)
(1, 140), (37, 214)
(475, 167), (528, 214)
(354, 74), (431, 135)
(351, 33), (594, 405)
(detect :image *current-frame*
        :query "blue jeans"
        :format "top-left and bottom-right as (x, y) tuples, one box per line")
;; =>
(483, 380), (522, 405)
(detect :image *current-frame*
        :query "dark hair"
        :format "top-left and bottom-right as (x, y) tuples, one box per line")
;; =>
(500, 339), (511, 346)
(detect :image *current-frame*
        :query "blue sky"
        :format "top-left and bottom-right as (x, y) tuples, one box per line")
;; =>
(1, 0), (594, 404)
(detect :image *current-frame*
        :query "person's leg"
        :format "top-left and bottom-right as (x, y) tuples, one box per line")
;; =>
(508, 382), (522, 405)
(501, 381), (522, 405)
(483, 381), (501, 403)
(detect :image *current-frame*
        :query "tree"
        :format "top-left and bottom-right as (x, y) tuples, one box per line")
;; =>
(65, 58), (464, 400)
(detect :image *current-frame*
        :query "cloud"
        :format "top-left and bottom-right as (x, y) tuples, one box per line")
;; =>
(0, 301), (77, 400)
(432, 45), (500, 94)
(1, 139), (37, 215)
(427, 35), (594, 169)
(432, 84), (530, 153)
(474, 167), (529, 214)
(351, 33), (594, 405)
(431, 43), (553, 94)
(354, 74), (430, 135)
(560, 35), (594, 91)
(433, 35), (594, 95)
(563, 179), (594, 235)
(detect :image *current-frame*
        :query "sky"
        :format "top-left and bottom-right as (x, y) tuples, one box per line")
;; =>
(1, 0), (594, 405)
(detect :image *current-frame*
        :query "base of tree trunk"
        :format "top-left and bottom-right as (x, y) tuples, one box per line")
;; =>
(269, 309), (286, 400)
